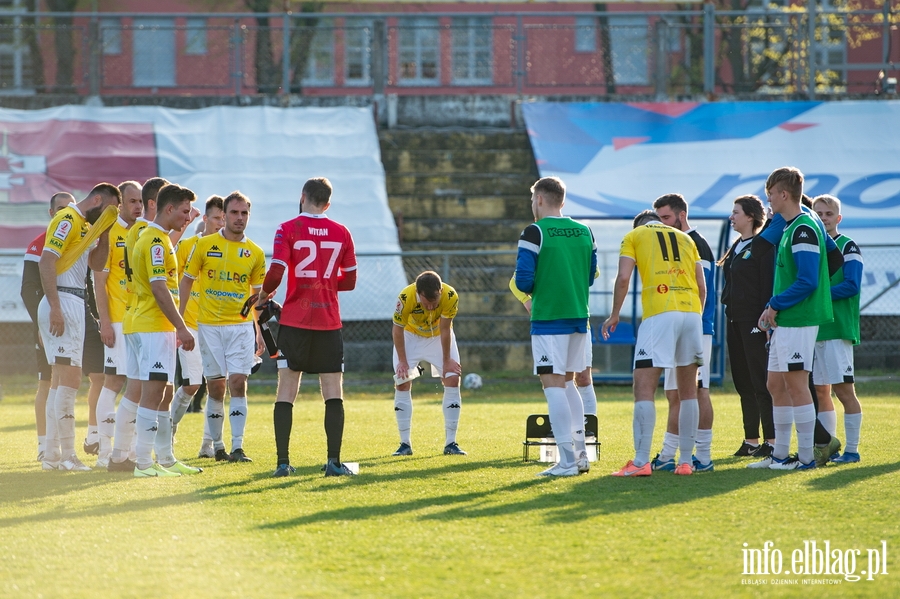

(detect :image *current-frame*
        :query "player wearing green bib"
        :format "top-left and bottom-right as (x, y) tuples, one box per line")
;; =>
(515, 177), (598, 477)
(812, 195), (863, 464)
(751, 167), (833, 472)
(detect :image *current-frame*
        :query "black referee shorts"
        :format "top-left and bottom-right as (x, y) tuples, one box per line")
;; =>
(277, 325), (344, 374)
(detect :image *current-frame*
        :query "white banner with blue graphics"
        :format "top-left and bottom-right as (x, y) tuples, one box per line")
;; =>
(523, 101), (900, 315)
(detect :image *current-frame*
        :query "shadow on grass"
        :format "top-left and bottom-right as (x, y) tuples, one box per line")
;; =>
(0, 423), (39, 434)
(0, 471), (200, 528)
(804, 460), (900, 491)
(254, 458), (824, 530)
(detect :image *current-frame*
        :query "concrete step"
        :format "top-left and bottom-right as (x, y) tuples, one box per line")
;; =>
(391, 194), (533, 220)
(380, 129), (532, 151)
(400, 217), (531, 244)
(381, 148), (536, 175)
(387, 173), (532, 196)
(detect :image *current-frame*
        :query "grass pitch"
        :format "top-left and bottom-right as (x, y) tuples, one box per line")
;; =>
(0, 375), (898, 598)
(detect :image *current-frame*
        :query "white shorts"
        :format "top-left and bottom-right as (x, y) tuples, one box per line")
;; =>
(37, 293), (85, 368)
(583, 325), (593, 370)
(767, 325), (817, 373)
(665, 334), (712, 390)
(634, 311), (703, 370)
(133, 331), (176, 383)
(531, 333), (589, 376)
(393, 329), (460, 379)
(812, 338), (855, 385)
(199, 323), (256, 379)
(177, 327), (204, 386)
(103, 321), (127, 376)
(125, 333), (141, 380)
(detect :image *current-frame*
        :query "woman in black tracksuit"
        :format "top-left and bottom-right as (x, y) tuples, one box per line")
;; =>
(719, 195), (775, 458)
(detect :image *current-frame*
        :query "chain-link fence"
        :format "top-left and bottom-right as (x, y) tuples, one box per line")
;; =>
(0, 6), (897, 97)
(2, 245), (899, 378)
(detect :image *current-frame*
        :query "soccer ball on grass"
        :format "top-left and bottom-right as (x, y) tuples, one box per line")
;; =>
(463, 373), (483, 390)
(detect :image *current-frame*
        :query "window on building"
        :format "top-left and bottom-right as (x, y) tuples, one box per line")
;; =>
(345, 19), (372, 86)
(0, 0), (32, 90)
(101, 18), (122, 55)
(399, 17), (439, 85)
(302, 20), (334, 86)
(452, 17), (491, 85)
(609, 16), (648, 85)
(185, 18), (207, 56)
(133, 18), (175, 87)
(574, 16), (597, 53)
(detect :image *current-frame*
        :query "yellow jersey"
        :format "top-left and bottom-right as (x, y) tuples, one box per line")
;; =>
(42, 204), (92, 289)
(393, 282), (459, 338)
(183, 231), (266, 326)
(130, 222), (179, 333)
(122, 218), (150, 334)
(174, 234), (202, 329)
(103, 216), (131, 323)
(620, 222), (702, 319)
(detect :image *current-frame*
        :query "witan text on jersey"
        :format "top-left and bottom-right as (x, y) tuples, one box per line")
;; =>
(308, 227), (328, 236)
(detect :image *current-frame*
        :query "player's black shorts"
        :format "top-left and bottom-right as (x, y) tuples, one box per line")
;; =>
(82, 316), (105, 376)
(277, 326), (344, 374)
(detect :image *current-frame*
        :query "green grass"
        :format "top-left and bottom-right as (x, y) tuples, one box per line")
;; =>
(0, 375), (898, 598)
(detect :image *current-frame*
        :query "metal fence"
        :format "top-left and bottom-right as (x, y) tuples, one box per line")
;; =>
(2, 245), (898, 378)
(0, 6), (897, 98)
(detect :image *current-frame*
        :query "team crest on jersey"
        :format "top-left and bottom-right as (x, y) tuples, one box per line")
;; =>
(657, 284), (669, 294)
(395, 299), (403, 314)
(238, 248), (252, 258)
(151, 244), (165, 266)
(53, 220), (72, 241)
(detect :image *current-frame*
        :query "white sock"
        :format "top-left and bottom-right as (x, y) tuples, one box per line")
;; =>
(55, 386), (78, 458)
(112, 397), (139, 462)
(565, 381), (587, 457)
(659, 431), (678, 462)
(817, 409), (837, 438)
(86, 427), (99, 444)
(393, 390), (412, 445)
(794, 404), (816, 465)
(44, 388), (59, 461)
(229, 396), (248, 451)
(844, 412), (862, 454)
(677, 399), (699, 466)
(96, 387), (118, 444)
(206, 397), (226, 450)
(441, 387), (461, 446)
(134, 406), (159, 470)
(772, 406), (794, 460)
(171, 386), (194, 426)
(544, 386), (575, 467)
(695, 428), (713, 465)
(633, 400), (656, 467)
(577, 383), (597, 416)
(37, 435), (46, 455)
(154, 409), (176, 466)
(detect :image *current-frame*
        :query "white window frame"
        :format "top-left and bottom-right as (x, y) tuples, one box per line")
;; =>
(451, 17), (492, 85)
(398, 17), (440, 86)
(609, 15), (648, 86)
(301, 20), (335, 87)
(344, 18), (372, 86)
(185, 18), (207, 56)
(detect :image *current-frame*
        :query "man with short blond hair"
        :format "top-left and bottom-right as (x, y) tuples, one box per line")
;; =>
(812, 194), (863, 464)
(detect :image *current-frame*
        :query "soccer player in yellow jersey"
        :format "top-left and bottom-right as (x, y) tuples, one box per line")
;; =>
(129, 183), (199, 477)
(170, 196), (225, 454)
(180, 191), (266, 462)
(391, 270), (465, 457)
(92, 180), (143, 467)
(602, 210), (706, 477)
(38, 184), (121, 471)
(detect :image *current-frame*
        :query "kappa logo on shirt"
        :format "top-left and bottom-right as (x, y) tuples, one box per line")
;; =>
(207, 244), (223, 258)
(798, 231), (809, 239)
